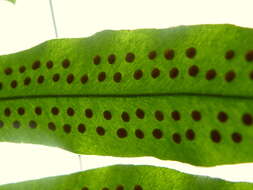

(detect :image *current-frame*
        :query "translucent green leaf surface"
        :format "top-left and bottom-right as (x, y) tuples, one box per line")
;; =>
(0, 24), (253, 166)
(0, 95), (253, 166)
(6, 0), (16, 3)
(1, 24), (253, 97)
(1, 165), (252, 190)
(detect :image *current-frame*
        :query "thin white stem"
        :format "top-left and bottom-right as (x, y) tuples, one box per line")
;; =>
(78, 155), (83, 170)
(49, 0), (58, 38)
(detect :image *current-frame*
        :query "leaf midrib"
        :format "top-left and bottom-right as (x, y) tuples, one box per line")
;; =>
(0, 92), (252, 101)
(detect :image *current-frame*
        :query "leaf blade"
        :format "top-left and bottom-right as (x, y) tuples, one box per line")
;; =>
(0, 24), (253, 166)
(0, 165), (252, 190)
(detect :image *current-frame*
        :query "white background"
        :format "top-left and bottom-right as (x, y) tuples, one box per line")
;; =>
(1, 0), (253, 185)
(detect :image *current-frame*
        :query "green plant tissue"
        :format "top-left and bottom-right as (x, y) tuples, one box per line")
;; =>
(1, 165), (253, 190)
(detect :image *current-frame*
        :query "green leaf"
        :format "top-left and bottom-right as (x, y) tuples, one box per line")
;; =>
(0, 165), (252, 190)
(6, 0), (16, 3)
(0, 24), (253, 166)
